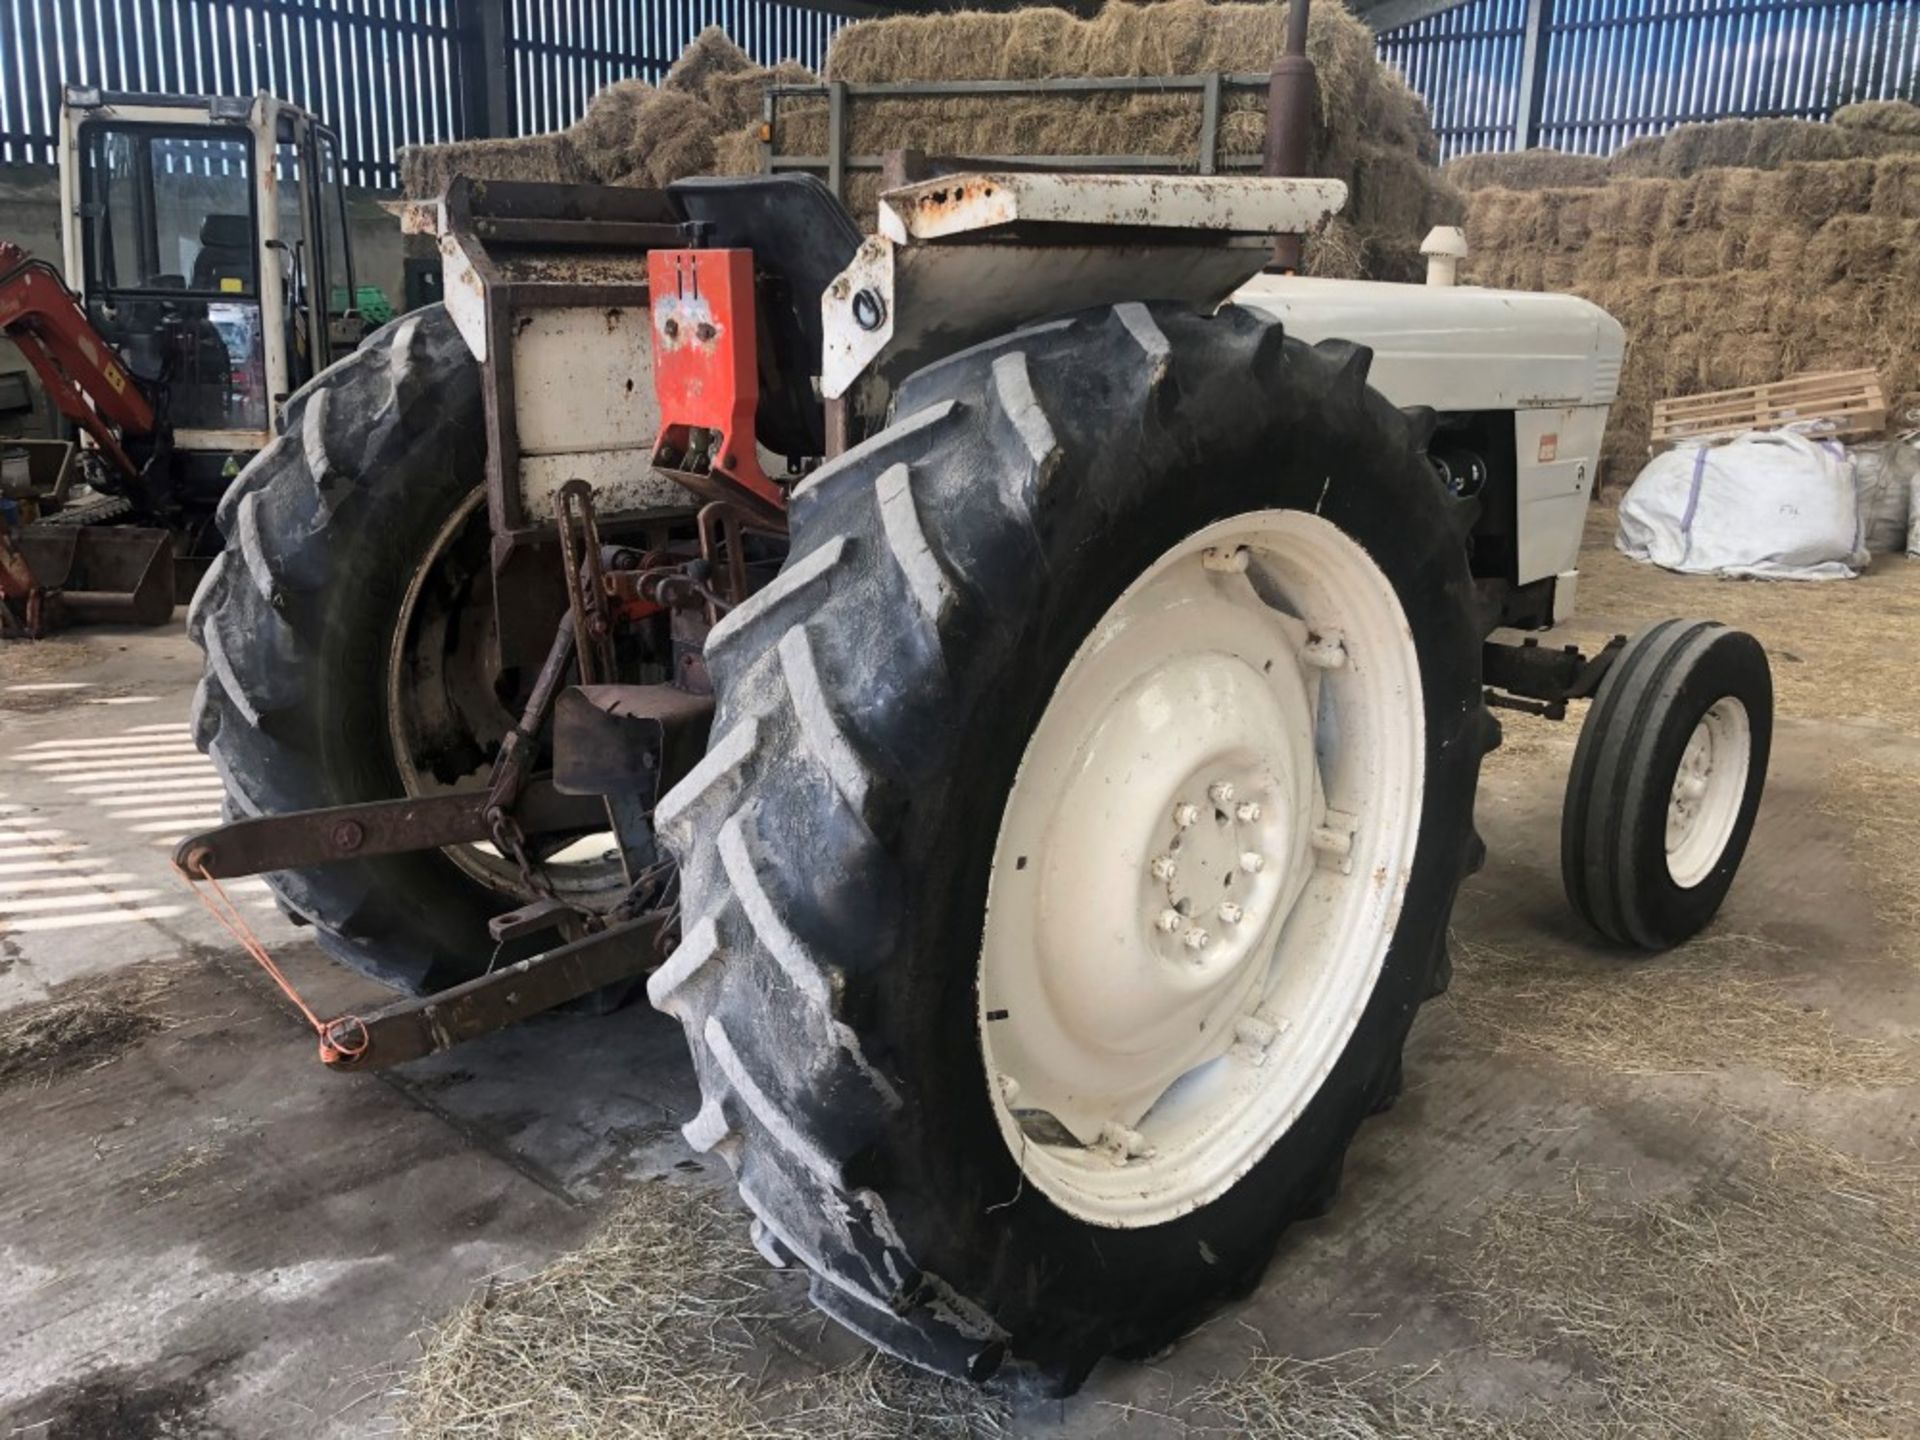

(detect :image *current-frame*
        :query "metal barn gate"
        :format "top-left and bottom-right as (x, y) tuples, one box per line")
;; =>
(1381, 0), (1920, 161)
(0, 0), (859, 188)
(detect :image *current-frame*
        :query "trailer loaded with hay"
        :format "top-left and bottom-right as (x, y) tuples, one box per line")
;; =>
(169, 0), (1780, 1393)
(399, 0), (1466, 283)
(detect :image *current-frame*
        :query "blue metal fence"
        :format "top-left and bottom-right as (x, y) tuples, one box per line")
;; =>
(1380, 0), (1920, 160)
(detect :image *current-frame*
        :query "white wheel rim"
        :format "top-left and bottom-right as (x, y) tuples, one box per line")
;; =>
(978, 510), (1424, 1228)
(1664, 697), (1751, 889)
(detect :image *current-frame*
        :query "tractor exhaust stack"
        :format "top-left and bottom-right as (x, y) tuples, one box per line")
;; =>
(1265, 0), (1318, 273)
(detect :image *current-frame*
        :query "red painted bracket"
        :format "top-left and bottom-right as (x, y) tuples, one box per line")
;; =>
(646, 247), (783, 516)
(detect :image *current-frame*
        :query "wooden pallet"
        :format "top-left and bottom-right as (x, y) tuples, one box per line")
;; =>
(1651, 369), (1887, 448)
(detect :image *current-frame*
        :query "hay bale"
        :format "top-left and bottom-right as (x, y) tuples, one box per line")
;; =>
(712, 124), (766, 177)
(570, 78), (660, 180)
(572, 77), (729, 186)
(663, 24), (755, 101)
(1603, 115), (1920, 181)
(707, 59), (817, 130)
(1835, 99), (1920, 135)
(1447, 148), (1610, 191)
(607, 90), (722, 187)
(1870, 153), (1920, 218)
(1661, 117), (1866, 172)
(1608, 133), (1665, 177)
(397, 131), (591, 197)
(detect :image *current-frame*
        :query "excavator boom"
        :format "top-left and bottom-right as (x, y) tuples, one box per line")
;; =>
(0, 242), (173, 638)
(0, 241), (154, 484)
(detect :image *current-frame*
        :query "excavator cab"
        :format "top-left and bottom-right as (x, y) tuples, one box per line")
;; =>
(60, 87), (364, 513)
(0, 89), (368, 635)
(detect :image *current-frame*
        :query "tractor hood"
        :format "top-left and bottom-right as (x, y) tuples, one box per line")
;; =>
(1233, 276), (1626, 415)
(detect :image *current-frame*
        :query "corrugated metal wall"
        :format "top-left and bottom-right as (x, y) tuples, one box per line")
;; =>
(507, 0), (847, 136)
(1, 0), (851, 187)
(2, 1), (473, 185)
(1381, 0), (1920, 161)
(1381, 0), (1527, 159)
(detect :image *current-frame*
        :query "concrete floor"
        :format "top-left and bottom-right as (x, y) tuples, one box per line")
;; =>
(2, 526), (1915, 1437)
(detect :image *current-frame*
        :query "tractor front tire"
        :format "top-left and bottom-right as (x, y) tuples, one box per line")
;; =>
(649, 303), (1497, 1390)
(188, 304), (512, 994)
(1562, 619), (1772, 949)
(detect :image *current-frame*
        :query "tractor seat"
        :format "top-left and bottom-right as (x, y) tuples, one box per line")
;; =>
(191, 214), (255, 294)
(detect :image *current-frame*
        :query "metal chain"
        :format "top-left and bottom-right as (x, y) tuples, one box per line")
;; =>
(486, 805), (558, 903)
(484, 803), (604, 932)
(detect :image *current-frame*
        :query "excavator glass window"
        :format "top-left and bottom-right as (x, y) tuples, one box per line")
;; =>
(77, 124), (268, 432)
(317, 131), (354, 322)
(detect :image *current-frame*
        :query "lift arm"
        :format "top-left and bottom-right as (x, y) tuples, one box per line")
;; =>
(0, 242), (153, 483)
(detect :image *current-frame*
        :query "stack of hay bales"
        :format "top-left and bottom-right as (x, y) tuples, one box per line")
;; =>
(399, 1), (1459, 283)
(399, 28), (800, 195)
(1445, 149), (1611, 192)
(1448, 110), (1920, 193)
(1449, 103), (1920, 479)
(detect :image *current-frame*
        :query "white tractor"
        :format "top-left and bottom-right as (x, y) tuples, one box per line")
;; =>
(179, 146), (1770, 1393)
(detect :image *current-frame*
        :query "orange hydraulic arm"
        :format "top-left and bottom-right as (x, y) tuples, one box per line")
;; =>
(0, 241), (154, 483)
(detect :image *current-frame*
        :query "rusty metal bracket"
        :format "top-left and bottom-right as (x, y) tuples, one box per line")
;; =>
(173, 778), (606, 881)
(554, 683), (714, 802)
(320, 912), (668, 1072)
(1482, 633), (1626, 721)
(554, 682), (715, 879)
(555, 479), (617, 685)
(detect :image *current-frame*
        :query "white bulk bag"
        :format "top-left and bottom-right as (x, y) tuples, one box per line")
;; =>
(1617, 430), (1866, 581)
(1851, 437), (1918, 553)
(1910, 469), (1920, 559)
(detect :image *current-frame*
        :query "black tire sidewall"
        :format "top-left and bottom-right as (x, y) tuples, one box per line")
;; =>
(306, 479), (487, 809)
(868, 358), (1484, 1369)
(1618, 629), (1773, 947)
(201, 308), (525, 991)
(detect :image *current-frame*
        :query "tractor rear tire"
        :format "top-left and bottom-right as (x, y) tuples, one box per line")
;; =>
(1562, 619), (1772, 949)
(648, 302), (1497, 1391)
(188, 305), (516, 994)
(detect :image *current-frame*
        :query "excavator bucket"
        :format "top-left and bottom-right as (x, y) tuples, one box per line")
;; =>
(5, 524), (175, 634)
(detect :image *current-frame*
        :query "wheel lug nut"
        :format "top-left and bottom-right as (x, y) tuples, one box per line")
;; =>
(1183, 927), (1211, 951)
(1150, 854), (1178, 881)
(1239, 851), (1265, 874)
(1208, 780), (1235, 804)
(1155, 908), (1183, 934)
(1235, 801), (1261, 823)
(1218, 901), (1243, 924)
(1173, 802), (1199, 828)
